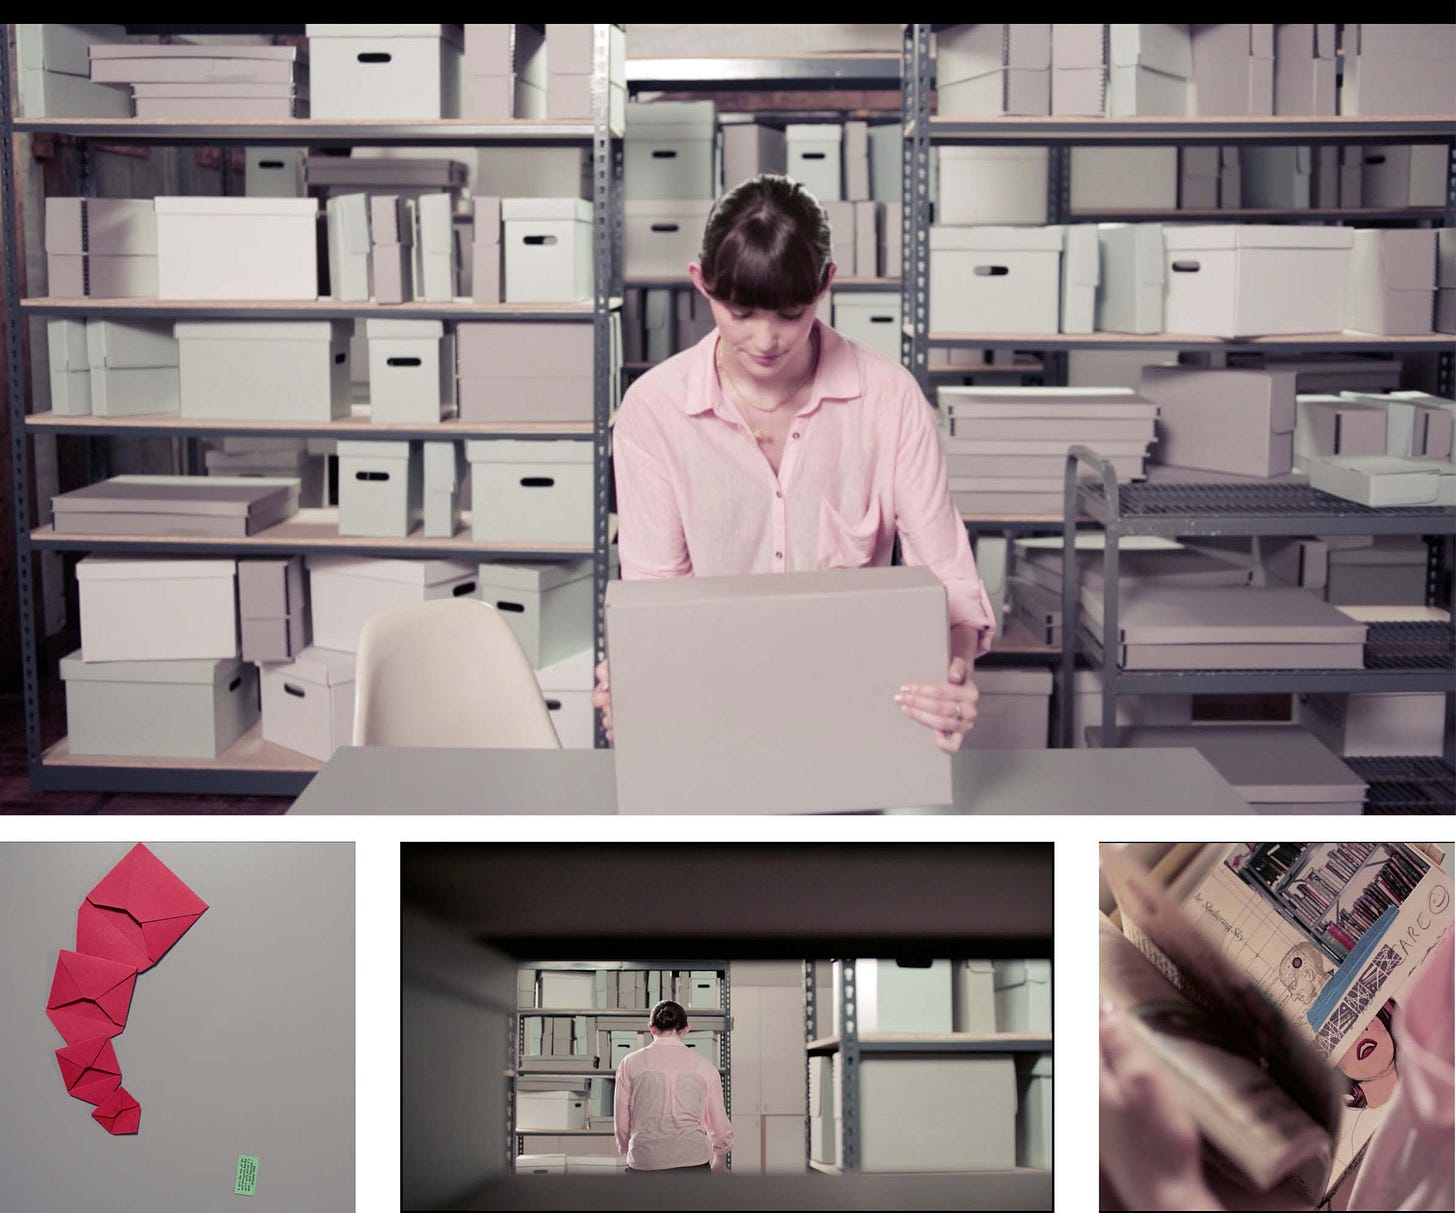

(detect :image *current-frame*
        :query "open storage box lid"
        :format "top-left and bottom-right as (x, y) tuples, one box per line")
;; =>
(307, 554), (477, 586)
(477, 556), (593, 592)
(76, 555), (236, 582)
(57, 477), (298, 518)
(60, 648), (244, 685)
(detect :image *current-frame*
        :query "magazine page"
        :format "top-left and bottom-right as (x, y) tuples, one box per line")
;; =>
(1100, 916), (1332, 1203)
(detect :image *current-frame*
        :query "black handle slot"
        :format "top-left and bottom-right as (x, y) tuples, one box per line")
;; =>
(973, 265), (1010, 277)
(523, 235), (558, 246)
(650, 223), (681, 233)
(334, 352), (346, 364)
(869, 315), (893, 324)
(284, 683), (307, 699)
(801, 152), (827, 160)
(1365, 153), (1387, 165)
(228, 677), (243, 692)
(358, 52), (392, 63)
(356, 471), (391, 482)
(258, 160), (286, 169)
(651, 150), (678, 159)
(452, 581), (477, 597)
(1170, 260), (1202, 273)
(520, 476), (555, 488)
(545, 699), (563, 711)
(496, 601), (526, 613)
(386, 356), (423, 367)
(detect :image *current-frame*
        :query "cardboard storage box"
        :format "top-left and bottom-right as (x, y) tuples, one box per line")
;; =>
(606, 567), (952, 815)
(722, 122), (787, 189)
(306, 24), (463, 118)
(1307, 455), (1441, 507)
(1140, 365), (1296, 477)
(1346, 228), (1438, 336)
(89, 367), (179, 418)
(176, 321), (351, 422)
(536, 647), (595, 749)
(337, 440), (423, 537)
(61, 651), (258, 759)
(834, 959), (953, 1033)
(205, 447), (327, 511)
(1292, 397), (1387, 470)
(47, 318), (91, 415)
(962, 668), (1053, 750)
(455, 321), (593, 424)
(1107, 24), (1193, 117)
(423, 442), (466, 538)
(1061, 223), (1100, 333)
(467, 440), (593, 546)
(54, 475), (298, 539)
(625, 100), (718, 200)
(515, 1155), (566, 1176)
(1018, 1054), (1053, 1169)
(1273, 23), (1336, 115)
(929, 225), (1063, 334)
(1297, 691), (1449, 758)
(259, 646), (356, 761)
(953, 960), (998, 1032)
(786, 123), (843, 201)
(1340, 23), (1456, 116)
(49, 369), (92, 416)
(1189, 23), (1273, 116)
(155, 197), (318, 300)
(832, 291), (901, 362)
(1052, 23), (1109, 115)
(307, 556), (479, 653)
(366, 319), (453, 424)
(936, 24), (1052, 117)
(246, 146), (307, 197)
(1360, 145), (1447, 210)
(501, 197), (592, 303)
(687, 971), (721, 1009)
(407, 192), (456, 303)
(858, 1056), (1017, 1171)
(544, 22), (626, 127)
(87, 318), (180, 417)
(1162, 225), (1352, 337)
(517, 1092), (589, 1132)
(540, 971), (594, 1007)
(238, 555), (307, 663)
(45, 197), (156, 256)
(1070, 147), (1177, 210)
(624, 200), (714, 279)
(1095, 223), (1164, 334)
(476, 558), (593, 669)
(77, 556), (238, 662)
(994, 959), (1051, 1032)
(937, 147), (1048, 227)
(325, 193), (371, 302)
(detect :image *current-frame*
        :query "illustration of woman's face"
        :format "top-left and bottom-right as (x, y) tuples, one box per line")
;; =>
(1338, 1012), (1395, 1082)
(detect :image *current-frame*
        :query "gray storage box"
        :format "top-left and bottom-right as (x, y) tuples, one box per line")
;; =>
(1140, 365), (1296, 477)
(858, 1055), (1017, 1171)
(307, 555), (479, 653)
(90, 367), (180, 418)
(625, 100), (719, 200)
(238, 555), (308, 662)
(467, 440), (593, 546)
(1017, 1054), (1053, 1169)
(501, 197), (592, 303)
(61, 650), (258, 759)
(176, 321), (351, 422)
(337, 440), (423, 538)
(962, 667), (1053, 750)
(476, 558), (593, 669)
(259, 645), (356, 762)
(456, 321), (593, 423)
(423, 441), (466, 538)
(624, 201), (715, 279)
(994, 958), (1052, 1032)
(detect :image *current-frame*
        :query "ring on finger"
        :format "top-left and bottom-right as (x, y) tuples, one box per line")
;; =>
(954, 703), (964, 724)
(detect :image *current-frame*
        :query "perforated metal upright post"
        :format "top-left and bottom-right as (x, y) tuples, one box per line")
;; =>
(507, 995), (520, 1170)
(720, 963), (732, 1171)
(901, 24), (932, 398)
(802, 960), (817, 1167)
(592, 24), (622, 749)
(1442, 141), (1455, 400)
(837, 958), (861, 1171)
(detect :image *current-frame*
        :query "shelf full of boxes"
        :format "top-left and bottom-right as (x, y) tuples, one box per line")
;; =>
(803, 957), (1052, 1176)
(511, 961), (730, 1175)
(901, 24), (1456, 791)
(5, 24), (628, 794)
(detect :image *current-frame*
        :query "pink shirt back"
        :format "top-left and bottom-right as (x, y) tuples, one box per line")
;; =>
(613, 322), (996, 653)
(614, 1034), (733, 1171)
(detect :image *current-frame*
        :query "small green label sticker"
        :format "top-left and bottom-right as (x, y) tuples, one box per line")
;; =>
(235, 1155), (259, 1197)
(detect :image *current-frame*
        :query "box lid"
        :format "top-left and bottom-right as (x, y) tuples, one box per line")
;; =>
(477, 556), (593, 592)
(61, 649), (246, 685)
(501, 197), (592, 223)
(307, 554), (477, 586)
(365, 318), (445, 339)
(327, 193), (372, 257)
(1319, 454), (1444, 480)
(306, 22), (462, 41)
(86, 319), (178, 369)
(786, 123), (844, 144)
(623, 199), (717, 220)
(465, 439), (593, 465)
(76, 555), (236, 583)
(626, 99), (717, 136)
(155, 196), (318, 217)
(90, 43), (301, 60)
(1162, 224), (1353, 251)
(57, 476), (297, 518)
(48, 319), (89, 371)
(930, 225), (1065, 252)
(174, 320), (345, 342)
(337, 440), (413, 460)
(267, 644), (357, 687)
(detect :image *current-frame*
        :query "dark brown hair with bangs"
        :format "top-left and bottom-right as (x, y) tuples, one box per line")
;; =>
(698, 173), (834, 311)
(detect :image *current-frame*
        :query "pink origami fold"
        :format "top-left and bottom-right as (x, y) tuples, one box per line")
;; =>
(76, 843), (208, 973)
(46, 950), (137, 1045)
(92, 1087), (141, 1135)
(56, 1035), (123, 1105)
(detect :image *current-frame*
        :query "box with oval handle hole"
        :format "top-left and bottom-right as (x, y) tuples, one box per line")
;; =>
(365, 318), (454, 424)
(928, 224), (1063, 334)
(477, 558), (593, 670)
(76, 555), (238, 663)
(501, 197), (592, 303)
(832, 290), (902, 362)
(304, 24), (463, 119)
(466, 439), (594, 547)
(623, 200), (714, 279)
(260, 645), (357, 762)
(61, 652), (258, 759)
(533, 646), (596, 749)
(306, 555), (479, 653)
(176, 320), (351, 422)
(337, 440), (423, 538)
(624, 100), (719, 200)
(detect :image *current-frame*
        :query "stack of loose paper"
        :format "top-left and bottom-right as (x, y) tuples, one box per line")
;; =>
(938, 386), (1158, 516)
(89, 44), (307, 119)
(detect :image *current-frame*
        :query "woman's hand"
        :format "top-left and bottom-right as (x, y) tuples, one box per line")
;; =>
(895, 656), (978, 753)
(1099, 1002), (1221, 1211)
(591, 659), (614, 745)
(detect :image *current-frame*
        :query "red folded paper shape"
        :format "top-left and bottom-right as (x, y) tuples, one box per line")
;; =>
(92, 1087), (141, 1135)
(46, 950), (137, 1045)
(75, 843), (208, 973)
(56, 1035), (123, 1105)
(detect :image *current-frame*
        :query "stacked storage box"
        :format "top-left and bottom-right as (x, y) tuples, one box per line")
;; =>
(237, 556), (308, 663)
(1071, 147), (1178, 212)
(1093, 724), (1369, 813)
(1049, 24), (1192, 116)
(409, 193), (457, 302)
(155, 197), (319, 301)
(306, 156), (469, 206)
(1345, 391), (1456, 461)
(463, 23), (545, 118)
(471, 197), (502, 304)
(45, 320), (91, 415)
(786, 123), (843, 201)
(62, 555), (258, 759)
(1188, 25), (1273, 116)
(16, 24), (130, 118)
(87, 43), (307, 118)
(1140, 366), (1298, 478)
(205, 439), (328, 509)
(1439, 230), (1455, 335)
(1292, 395), (1387, 472)
(721, 120), (787, 192)
(1340, 24), (1456, 116)
(938, 149), (1048, 226)
(1094, 224), (1164, 334)
(45, 318), (179, 417)
(1346, 229), (1439, 336)
(624, 101), (718, 294)
(45, 198), (157, 299)
(545, 23), (625, 126)
(370, 196), (414, 305)
(938, 386), (1158, 515)
(307, 557), (478, 654)
(1324, 538), (1440, 603)
(177, 321), (351, 423)
(423, 443), (467, 539)
(325, 194), (371, 302)
(52, 475), (300, 538)
(1272, 24), (1336, 115)
(936, 24), (1051, 116)
(307, 24), (463, 118)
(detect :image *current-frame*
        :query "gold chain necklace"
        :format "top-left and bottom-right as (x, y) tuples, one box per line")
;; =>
(716, 339), (818, 441)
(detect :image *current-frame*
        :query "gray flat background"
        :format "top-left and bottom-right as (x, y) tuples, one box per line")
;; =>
(0, 843), (354, 1213)
(289, 746), (1250, 814)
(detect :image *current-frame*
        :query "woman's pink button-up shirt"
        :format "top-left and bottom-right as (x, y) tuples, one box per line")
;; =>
(612, 321), (996, 654)
(614, 1034), (733, 1171)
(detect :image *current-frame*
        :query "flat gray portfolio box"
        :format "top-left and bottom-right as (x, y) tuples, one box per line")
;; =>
(607, 567), (952, 814)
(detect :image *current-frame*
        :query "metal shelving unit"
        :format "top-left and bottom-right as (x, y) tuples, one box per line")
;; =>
(3, 24), (625, 795)
(510, 960), (731, 1171)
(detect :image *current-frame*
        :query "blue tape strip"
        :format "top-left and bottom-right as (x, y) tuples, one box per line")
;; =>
(1307, 904), (1400, 1030)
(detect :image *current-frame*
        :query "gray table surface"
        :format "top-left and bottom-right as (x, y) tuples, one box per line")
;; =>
(289, 745), (1252, 814)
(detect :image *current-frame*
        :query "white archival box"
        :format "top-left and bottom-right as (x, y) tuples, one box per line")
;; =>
(623, 200), (714, 279)
(1070, 147), (1178, 209)
(625, 100), (719, 200)
(176, 321), (351, 423)
(606, 567), (953, 815)
(535, 646), (595, 750)
(423, 441), (466, 538)
(516, 1092), (588, 1132)
(937, 147), (1048, 226)
(49, 368), (91, 416)
(61, 651), (258, 760)
(1162, 224), (1352, 337)
(366, 318), (453, 424)
(1345, 228), (1439, 337)
(833, 959), (953, 1033)
(325, 193), (372, 303)
(306, 24), (464, 119)
(337, 440), (423, 538)
(1061, 223), (1100, 334)
(993, 958), (1052, 1032)
(259, 646), (357, 762)
(91, 367), (180, 418)
(929, 225), (1064, 334)
(77, 556), (238, 662)
(307, 555), (479, 653)
(86, 318), (178, 369)
(1297, 690), (1449, 758)
(786, 123), (844, 201)
(952, 959), (998, 1032)
(1307, 455), (1441, 507)
(1095, 223), (1165, 335)
(246, 146), (307, 198)
(467, 440), (594, 546)
(832, 291), (902, 363)
(155, 197), (319, 300)
(501, 197), (592, 303)
(475, 558), (593, 670)
(858, 1056), (1017, 1171)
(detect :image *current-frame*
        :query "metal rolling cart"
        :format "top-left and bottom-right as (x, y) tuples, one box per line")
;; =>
(3, 23), (626, 794)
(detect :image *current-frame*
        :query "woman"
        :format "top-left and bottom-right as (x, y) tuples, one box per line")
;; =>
(613, 1000), (732, 1173)
(595, 174), (996, 751)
